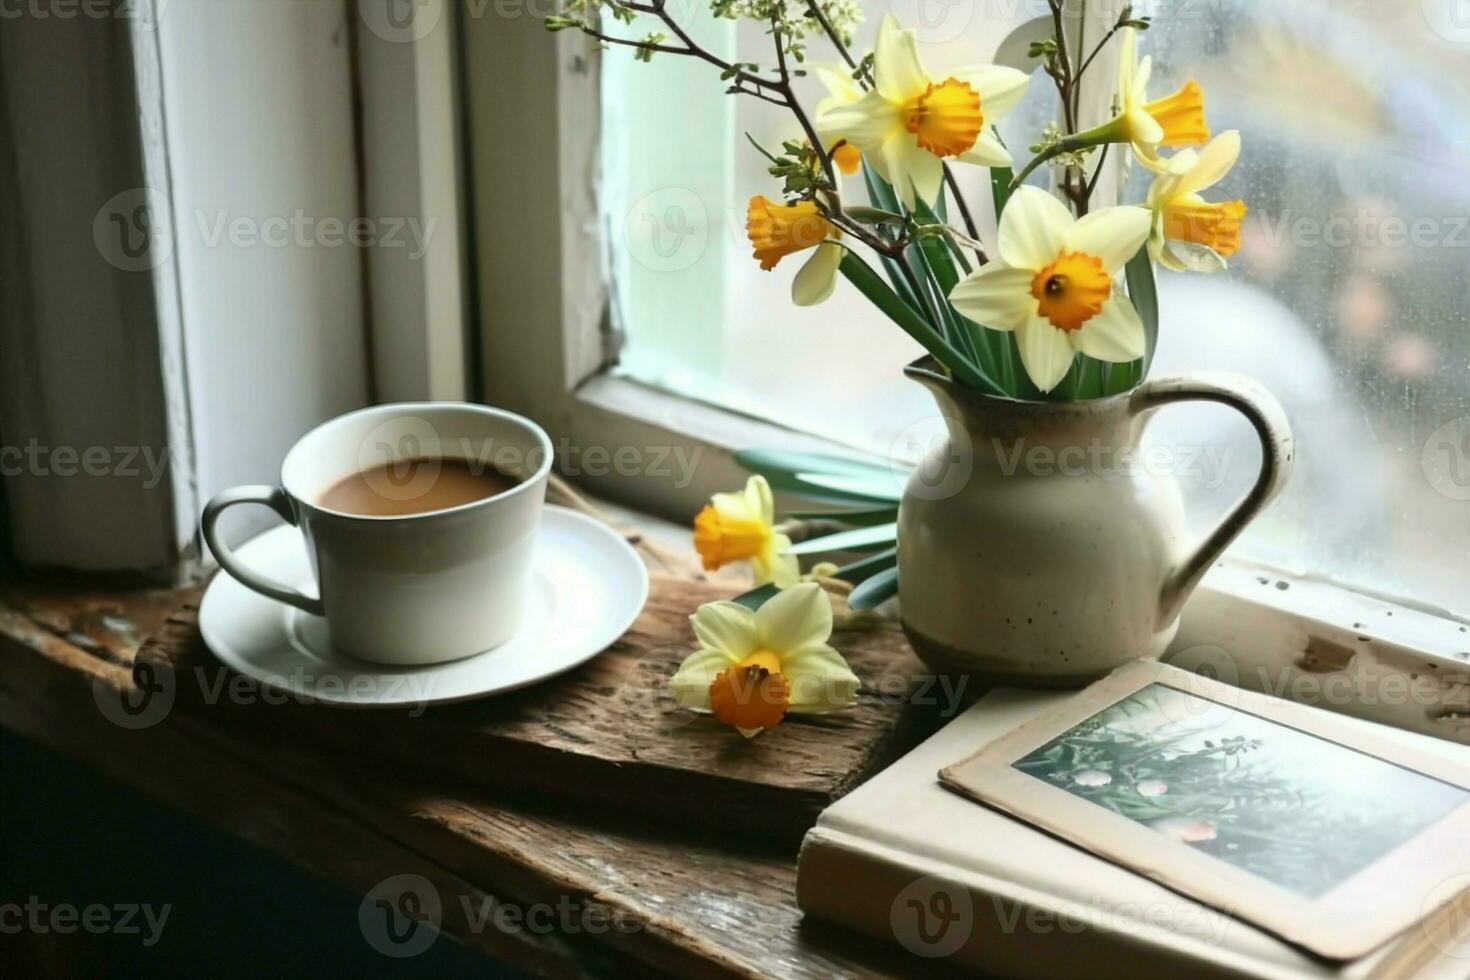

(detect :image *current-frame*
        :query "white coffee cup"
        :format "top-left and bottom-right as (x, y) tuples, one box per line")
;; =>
(201, 402), (552, 665)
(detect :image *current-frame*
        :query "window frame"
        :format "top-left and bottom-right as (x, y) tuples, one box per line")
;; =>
(459, 5), (1470, 744)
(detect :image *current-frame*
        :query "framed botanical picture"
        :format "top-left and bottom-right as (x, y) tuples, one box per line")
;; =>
(940, 660), (1470, 960)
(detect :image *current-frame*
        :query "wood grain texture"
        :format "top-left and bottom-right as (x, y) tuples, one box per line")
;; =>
(133, 575), (952, 844)
(0, 585), (963, 979)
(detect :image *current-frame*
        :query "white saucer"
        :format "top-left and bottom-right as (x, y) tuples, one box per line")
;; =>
(198, 505), (649, 708)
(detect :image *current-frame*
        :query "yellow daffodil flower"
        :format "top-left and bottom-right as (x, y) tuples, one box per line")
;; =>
(1115, 26), (1209, 171)
(669, 583), (860, 738)
(816, 15), (1028, 210)
(1146, 131), (1247, 273)
(693, 474), (799, 587)
(948, 186), (1151, 392)
(746, 196), (845, 306)
(812, 64), (865, 176)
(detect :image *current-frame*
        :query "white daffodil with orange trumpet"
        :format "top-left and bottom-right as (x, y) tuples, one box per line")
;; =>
(1146, 131), (1247, 273)
(693, 475), (800, 588)
(948, 186), (1152, 392)
(816, 15), (1028, 210)
(554, 1), (1243, 399)
(669, 583), (860, 737)
(812, 64), (865, 177)
(1113, 26), (1211, 171)
(745, 196), (845, 307)
(553, 2), (1258, 717)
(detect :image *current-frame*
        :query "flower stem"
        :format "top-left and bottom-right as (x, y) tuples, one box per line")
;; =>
(1046, 0), (1076, 133)
(804, 0), (869, 85)
(942, 167), (987, 263)
(802, 0), (985, 259)
(1008, 140), (1076, 194)
(839, 251), (1003, 395)
(1007, 117), (1123, 196)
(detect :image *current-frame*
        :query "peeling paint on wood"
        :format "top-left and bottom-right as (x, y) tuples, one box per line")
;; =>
(1297, 637), (1355, 674)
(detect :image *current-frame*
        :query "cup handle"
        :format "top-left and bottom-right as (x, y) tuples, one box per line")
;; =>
(1129, 373), (1294, 628)
(201, 486), (325, 616)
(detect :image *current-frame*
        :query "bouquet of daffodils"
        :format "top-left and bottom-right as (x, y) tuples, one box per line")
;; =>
(548, 0), (1246, 400)
(548, 1), (1246, 735)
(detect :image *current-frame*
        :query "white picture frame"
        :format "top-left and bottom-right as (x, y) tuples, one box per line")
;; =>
(940, 660), (1470, 960)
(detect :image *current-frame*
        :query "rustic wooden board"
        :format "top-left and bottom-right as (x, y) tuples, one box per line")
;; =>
(1, 584), (963, 979)
(134, 576), (951, 844)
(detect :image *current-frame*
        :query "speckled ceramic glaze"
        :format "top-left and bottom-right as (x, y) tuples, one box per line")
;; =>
(898, 359), (1293, 688)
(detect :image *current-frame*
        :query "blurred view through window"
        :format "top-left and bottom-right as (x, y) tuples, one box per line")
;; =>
(601, 0), (1470, 613)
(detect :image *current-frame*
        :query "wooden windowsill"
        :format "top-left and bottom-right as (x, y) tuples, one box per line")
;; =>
(3, 490), (1465, 975)
(0, 534), (935, 979)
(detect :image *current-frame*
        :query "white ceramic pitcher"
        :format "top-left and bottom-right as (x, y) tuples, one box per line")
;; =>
(897, 359), (1293, 687)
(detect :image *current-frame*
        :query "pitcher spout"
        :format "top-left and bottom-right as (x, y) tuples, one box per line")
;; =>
(903, 357), (1145, 465)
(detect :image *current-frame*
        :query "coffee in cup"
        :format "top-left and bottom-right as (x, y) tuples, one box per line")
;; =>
(201, 403), (551, 665)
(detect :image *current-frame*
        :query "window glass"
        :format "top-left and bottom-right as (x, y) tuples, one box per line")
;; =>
(602, 0), (1470, 611)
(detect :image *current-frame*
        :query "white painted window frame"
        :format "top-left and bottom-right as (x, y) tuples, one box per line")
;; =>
(2, 0), (472, 580)
(459, 6), (1470, 743)
(356, 0), (472, 403)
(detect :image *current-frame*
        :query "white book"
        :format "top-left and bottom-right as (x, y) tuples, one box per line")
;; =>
(796, 689), (1470, 979)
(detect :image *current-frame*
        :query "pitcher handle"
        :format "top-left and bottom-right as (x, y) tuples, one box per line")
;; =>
(1129, 373), (1294, 627)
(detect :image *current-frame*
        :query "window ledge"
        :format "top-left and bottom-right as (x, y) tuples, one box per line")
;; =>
(563, 373), (1470, 747)
(565, 372), (878, 521)
(1177, 561), (1470, 744)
